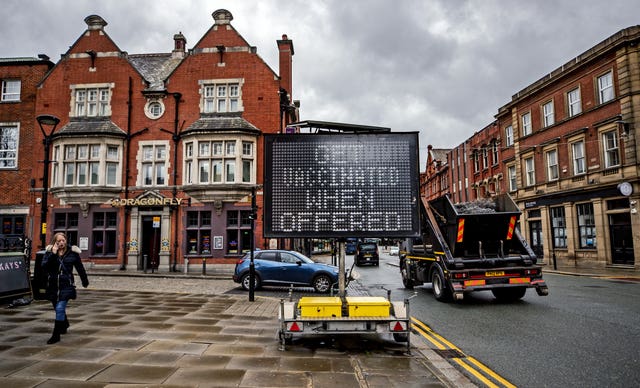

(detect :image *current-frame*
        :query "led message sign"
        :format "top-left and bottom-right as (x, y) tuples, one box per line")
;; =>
(264, 133), (420, 238)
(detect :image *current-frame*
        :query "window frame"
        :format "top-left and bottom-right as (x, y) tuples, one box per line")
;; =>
(521, 113), (532, 137)
(576, 203), (596, 249)
(567, 87), (582, 117)
(524, 155), (535, 187)
(0, 123), (19, 169)
(550, 206), (567, 248)
(1, 79), (21, 101)
(200, 79), (243, 114)
(71, 84), (112, 118)
(184, 138), (255, 185)
(507, 164), (517, 192)
(602, 130), (620, 168)
(597, 71), (614, 104)
(545, 148), (559, 181)
(140, 143), (167, 187)
(542, 100), (555, 127)
(571, 140), (586, 175)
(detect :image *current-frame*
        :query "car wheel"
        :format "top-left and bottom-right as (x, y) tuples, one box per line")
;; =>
(312, 274), (333, 293)
(240, 272), (261, 291)
(431, 268), (452, 302)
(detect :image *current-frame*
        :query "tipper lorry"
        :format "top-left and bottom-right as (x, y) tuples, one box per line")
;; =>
(399, 194), (549, 302)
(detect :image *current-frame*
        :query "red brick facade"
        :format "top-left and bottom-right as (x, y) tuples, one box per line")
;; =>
(424, 26), (640, 271)
(21, 9), (297, 271)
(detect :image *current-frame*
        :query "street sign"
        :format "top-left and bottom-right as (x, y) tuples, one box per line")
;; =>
(264, 132), (420, 238)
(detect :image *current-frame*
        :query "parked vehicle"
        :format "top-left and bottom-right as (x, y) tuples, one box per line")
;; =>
(389, 246), (400, 256)
(354, 241), (379, 266)
(400, 194), (549, 302)
(232, 250), (340, 293)
(345, 238), (358, 254)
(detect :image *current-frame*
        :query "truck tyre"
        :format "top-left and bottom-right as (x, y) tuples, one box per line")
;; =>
(431, 267), (452, 302)
(400, 264), (414, 289)
(492, 287), (526, 301)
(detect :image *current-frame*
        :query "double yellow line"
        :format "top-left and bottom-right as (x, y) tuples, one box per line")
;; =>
(411, 317), (516, 388)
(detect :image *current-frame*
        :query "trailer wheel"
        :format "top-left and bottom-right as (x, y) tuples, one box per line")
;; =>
(393, 332), (409, 342)
(431, 268), (452, 302)
(491, 287), (526, 302)
(400, 265), (414, 289)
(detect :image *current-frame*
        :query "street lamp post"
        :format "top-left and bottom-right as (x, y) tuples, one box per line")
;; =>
(36, 114), (60, 250)
(249, 185), (257, 302)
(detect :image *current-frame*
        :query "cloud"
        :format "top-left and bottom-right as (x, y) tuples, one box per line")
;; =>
(1, 0), (638, 170)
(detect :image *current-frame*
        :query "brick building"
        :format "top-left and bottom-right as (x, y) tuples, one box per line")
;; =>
(0, 56), (54, 242)
(424, 25), (640, 271)
(29, 9), (297, 271)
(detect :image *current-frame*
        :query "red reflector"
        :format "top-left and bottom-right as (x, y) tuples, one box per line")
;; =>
(289, 322), (301, 332)
(391, 321), (405, 331)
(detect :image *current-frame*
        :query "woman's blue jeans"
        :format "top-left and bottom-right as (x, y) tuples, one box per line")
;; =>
(53, 300), (68, 321)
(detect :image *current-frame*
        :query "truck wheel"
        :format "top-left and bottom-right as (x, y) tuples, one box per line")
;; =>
(492, 287), (526, 301)
(432, 269), (452, 302)
(401, 266), (414, 289)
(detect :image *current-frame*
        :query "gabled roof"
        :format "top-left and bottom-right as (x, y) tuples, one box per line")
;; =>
(128, 54), (183, 91)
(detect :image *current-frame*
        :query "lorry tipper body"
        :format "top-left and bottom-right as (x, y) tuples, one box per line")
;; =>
(400, 194), (549, 302)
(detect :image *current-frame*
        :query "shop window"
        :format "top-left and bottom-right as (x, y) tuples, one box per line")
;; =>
(550, 206), (567, 248)
(53, 212), (79, 246)
(186, 210), (212, 255)
(576, 203), (596, 249)
(2, 215), (25, 234)
(226, 210), (252, 254)
(92, 212), (117, 255)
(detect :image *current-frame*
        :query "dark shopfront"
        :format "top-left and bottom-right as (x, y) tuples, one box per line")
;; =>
(522, 185), (637, 269)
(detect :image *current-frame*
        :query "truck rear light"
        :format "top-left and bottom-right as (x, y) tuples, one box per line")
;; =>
(524, 269), (539, 275)
(464, 279), (485, 287)
(453, 272), (468, 279)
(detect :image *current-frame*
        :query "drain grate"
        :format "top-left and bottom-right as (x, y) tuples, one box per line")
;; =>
(433, 348), (466, 358)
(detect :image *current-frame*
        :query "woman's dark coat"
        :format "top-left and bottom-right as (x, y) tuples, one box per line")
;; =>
(41, 244), (89, 302)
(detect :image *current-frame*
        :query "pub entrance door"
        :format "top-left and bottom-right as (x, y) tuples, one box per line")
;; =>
(140, 215), (161, 271)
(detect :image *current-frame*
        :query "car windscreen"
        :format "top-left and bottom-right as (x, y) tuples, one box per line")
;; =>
(359, 244), (377, 251)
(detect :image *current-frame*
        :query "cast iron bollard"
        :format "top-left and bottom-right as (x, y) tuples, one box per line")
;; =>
(202, 257), (206, 275)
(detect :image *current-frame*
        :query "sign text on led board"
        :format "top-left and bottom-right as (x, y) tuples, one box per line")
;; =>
(264, 133), (420, 238)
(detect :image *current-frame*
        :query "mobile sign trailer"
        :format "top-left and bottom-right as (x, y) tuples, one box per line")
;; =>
(263, 127), (420, 351)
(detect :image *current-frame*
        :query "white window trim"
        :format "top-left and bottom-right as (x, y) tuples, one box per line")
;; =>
(542, 101), (555, 127)
(545, 148), (559, 181)
(570, 139), (586, 175)
(198, 78), (244, 114)
(183, 135), (255, 185)
(524, 155), (536, 187)
(505, 125), (514, 146)
(567, 87), (582, 117)
(52, 140), (122, 187)
(521, 113), (532, 137)
(597, 70), (614, 104)
(69, 83), (114, 118)
(138, 141), (169, 187)
(1, 79), (21, 101)
(0, 122), (19, 169)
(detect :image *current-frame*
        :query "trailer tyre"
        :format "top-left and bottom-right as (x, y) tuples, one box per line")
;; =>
(431, 268), (452, 302)
(491, 287), (526, 302)
(393, 332), (409, 342)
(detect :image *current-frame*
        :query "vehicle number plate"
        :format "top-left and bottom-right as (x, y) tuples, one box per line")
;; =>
(485, 271), (505, 277)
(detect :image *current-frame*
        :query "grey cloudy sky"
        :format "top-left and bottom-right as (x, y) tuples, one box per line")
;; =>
(2, 0), (638, 169)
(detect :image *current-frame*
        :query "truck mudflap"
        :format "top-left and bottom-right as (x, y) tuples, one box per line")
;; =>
(448, 271), (549, 301)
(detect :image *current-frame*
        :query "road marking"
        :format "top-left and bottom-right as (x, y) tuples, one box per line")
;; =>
(411, 317), (516, 388)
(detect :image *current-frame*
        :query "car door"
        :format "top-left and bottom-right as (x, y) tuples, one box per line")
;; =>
(276, 251), (316, 286)
(252, 251), (281, 284)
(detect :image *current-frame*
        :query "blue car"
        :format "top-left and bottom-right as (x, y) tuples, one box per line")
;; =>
(232, 250), (340, 293)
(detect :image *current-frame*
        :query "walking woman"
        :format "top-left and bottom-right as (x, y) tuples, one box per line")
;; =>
(41, 232), (89, 344)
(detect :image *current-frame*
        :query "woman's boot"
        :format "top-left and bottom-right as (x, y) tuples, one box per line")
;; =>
(61, 315), (69, 334)
(47, 320), (64, 344)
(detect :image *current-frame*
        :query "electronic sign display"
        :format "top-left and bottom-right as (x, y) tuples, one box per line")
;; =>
(264, 133), (420, 238)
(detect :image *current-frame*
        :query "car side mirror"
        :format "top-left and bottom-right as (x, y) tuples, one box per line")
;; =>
(296, 260), (302, 266)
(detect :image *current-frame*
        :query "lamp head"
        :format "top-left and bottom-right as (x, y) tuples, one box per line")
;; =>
(36, 114), (60, 127)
